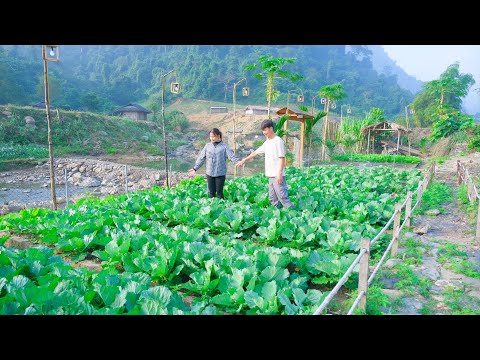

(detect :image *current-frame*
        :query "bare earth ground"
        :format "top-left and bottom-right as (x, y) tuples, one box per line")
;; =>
(373, 152), (480, 315)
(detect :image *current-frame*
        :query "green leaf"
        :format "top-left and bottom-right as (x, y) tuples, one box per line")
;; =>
(261, 281), (277, 301)
(244, 290), (264, 310)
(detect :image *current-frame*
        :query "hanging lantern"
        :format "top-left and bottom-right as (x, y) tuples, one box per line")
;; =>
(171, 82), (181, 94)
(320, 98), (326, 104)
(297, 95), (304, 103)
(331, 103), (337, 109)
(242, 87), (250, 96)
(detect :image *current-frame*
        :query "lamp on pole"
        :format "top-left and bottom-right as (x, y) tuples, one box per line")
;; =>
(340, 104), (351, 127)
(405, 105), (414, 130)
(283, 89), (304, 167)
(307, 94), (321, 167)
(283, 89), (304, 140)
(311, 94), (320, 117)
(320, 98), (336, 161)
(42, 45), (60, 210)
(233, 78), (249, 176)
(160, 69), (181, 188)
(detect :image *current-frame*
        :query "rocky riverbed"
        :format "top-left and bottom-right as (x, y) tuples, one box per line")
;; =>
(0, 156), (191, 215)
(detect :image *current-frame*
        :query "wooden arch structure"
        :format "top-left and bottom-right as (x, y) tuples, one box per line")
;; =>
(361, 121), (420, 156)
(276, 106), (314, 167)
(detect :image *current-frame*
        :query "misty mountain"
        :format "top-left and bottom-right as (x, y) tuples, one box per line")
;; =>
(367, 45), (423, 95)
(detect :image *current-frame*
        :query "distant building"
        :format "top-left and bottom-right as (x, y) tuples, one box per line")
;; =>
(244, 105), (279, 115)
(113, 103), (152, 121)
(210, 106), (228, 114)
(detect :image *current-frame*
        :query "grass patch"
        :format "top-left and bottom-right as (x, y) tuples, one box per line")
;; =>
(0, 105), (193, 158)
(437, 242), (480, 279)
(443, 287), (480, 314)
(398, 237), (425, 265)
(392, 263), (432, 296)
(414, 181), (452, 215)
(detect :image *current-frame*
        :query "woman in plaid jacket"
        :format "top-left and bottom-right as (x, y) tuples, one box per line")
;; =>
(188, 128), (240, 199)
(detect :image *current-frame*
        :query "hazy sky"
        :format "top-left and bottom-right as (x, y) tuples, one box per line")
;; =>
(382, 45), (480, 114)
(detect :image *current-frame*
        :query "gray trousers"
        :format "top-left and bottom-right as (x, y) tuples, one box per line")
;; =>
(268, 176), (294, 208)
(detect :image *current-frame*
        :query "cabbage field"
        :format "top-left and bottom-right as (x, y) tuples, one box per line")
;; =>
(0, 165), (423, 314)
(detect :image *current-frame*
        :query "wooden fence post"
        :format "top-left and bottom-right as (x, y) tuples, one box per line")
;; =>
(358, 238), (370, 313)
(417, 180), (423, 207)
(405, 191), (413, 228)
(391, 203), (402, 257)
(422, 174), (429, 191)
(468, 181), (474, 204)
(457, 160), (462, 185)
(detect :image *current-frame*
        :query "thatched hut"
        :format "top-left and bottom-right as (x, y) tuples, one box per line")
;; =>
(361, 121), (420, 156)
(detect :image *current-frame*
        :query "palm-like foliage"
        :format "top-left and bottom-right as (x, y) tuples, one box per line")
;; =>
(273, 115), (290, 138)
(245, 55), (303, 119)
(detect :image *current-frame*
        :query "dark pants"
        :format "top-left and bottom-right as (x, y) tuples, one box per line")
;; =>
(206, 175), (226, 199)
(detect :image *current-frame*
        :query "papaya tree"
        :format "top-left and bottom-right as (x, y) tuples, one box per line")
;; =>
(318, 83), (346, 160)
(245, 54), (303, 119)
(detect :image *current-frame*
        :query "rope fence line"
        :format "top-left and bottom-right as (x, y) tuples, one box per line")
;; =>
(457, 160), (480, 244)
(313, 161), (437, 315)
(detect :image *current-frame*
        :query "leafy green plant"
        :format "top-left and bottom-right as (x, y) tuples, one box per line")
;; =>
(245, 55), (303, 119)
(332, 153), (421, 164)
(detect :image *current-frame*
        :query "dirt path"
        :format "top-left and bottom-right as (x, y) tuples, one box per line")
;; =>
(376, 154), (480, 315)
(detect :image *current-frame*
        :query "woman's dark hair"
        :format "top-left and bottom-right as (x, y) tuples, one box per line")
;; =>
(261, 119), (274, 130)
(209, 128), (222, 139)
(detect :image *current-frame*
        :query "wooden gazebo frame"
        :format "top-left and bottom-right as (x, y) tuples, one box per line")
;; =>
(276, 106), (314, 167)
(361, 121), (415, 155)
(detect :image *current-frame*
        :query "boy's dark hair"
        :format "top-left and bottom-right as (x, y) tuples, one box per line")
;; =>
(209, 128), (222, 139)
(260, 119), (274, 130)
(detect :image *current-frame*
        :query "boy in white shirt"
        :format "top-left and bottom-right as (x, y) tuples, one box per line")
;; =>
(236, 119), (294, 209)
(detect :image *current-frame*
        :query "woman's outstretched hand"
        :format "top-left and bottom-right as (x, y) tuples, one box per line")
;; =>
(188, 168), (196, 178)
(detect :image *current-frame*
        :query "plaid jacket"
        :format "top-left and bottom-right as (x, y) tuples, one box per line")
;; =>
(193, 141), (239, 177)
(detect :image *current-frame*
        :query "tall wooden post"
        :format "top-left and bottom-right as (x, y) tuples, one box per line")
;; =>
(299, 120), (305, 168)
(42, 45), (57, 210)
(321, 99), (329, 161)
(160, 69), (176, 188)
(283, 90), (290, 145)
(233, 82), (238, 177)
(233, 78), (246, 177)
